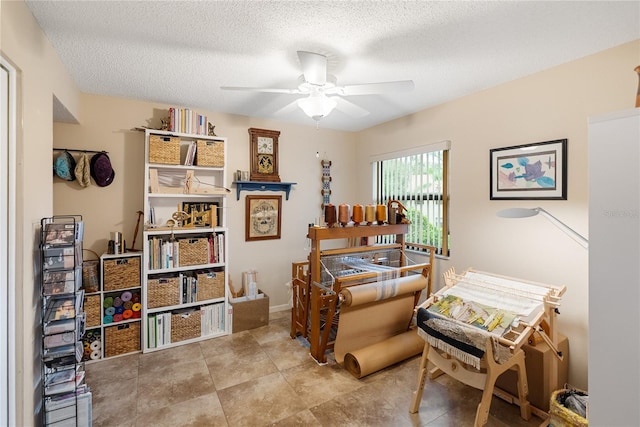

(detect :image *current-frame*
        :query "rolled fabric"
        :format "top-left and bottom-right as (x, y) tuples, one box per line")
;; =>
(131, 293), (141, 303)
(121, 291), (132, 302)
(123, 300), (133, 310)
(103, 296), (113, 308)
(132, 302), (142, 312)
(103, 315), (113, 324)
(105, 306), (116, 316)
(112, 296), (123, 307)
(132, 310), (141, 319)
(114, 305), (125, 315)
(122, 309), (133, 319)
(90, 340), (101, 351)
(90, 350), (100, 360)
(113, 313), (123, 322)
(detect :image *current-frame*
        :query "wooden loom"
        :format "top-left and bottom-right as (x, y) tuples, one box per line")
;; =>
(290, 224), (435, 364)
(409, 268), (566, 426)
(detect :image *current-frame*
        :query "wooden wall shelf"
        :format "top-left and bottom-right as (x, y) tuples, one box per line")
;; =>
(233, 181), (296, 200)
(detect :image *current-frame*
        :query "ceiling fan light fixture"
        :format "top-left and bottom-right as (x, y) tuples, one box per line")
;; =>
(297, 94), (337, 121)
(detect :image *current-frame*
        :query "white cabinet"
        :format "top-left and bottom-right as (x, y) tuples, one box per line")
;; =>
(588, 108), (640, 426)
(142, 129), (230, 352)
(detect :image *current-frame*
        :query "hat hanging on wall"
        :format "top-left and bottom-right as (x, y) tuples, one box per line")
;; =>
(90, 152), (115, 187)
(54, 151), (76, 181)
(74, 153), (91, 187)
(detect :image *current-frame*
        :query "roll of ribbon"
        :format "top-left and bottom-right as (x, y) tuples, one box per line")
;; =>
(352, 204), (364, 225)
(90, 350), (100, 360)
(132, 302), (142, 312)
(90, 340), (101, 351)
(123, 300), (133, 310)
(103, 296), (113, 308)
(338, 204), (350, 226)
(115, 305), (125, 315)
(132, 310), (141, 319)
(105, 306), (116, 316)
(113, 313), (123, 322)
(84, 347), (91, 356)
(112, 296), (123, 307)
(122, 309), (133, 319)
(83, 341), (91, 349)
(376, 204), (387, 224)
(103, 315), (113, 324)
(132, 293), (141, 303)
(364, 205), (375, 224)
(121, 291), (132, 302)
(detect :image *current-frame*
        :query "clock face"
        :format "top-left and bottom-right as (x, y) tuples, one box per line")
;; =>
(257, 154), (274, 174)
(257, 137), (273, 154)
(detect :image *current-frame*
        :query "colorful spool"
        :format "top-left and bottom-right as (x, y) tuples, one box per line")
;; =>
(365, 205), (375, 224)
(122, 309), (133, 319)
(103, 315), (113, 324)
(123, 300), (133, 310)
(338, 204), (350, 226)
(376, 204), (387, 224)
(112, 296), (123, 307)
(105, 307), (116, 316)
(352, 204), (364, 225)
(132, 303), (142, 312)
(121, 291), (132, 302)
(132, 310), (141, 319)
(131, 293), (141, 303)
(103, 296), (113, 308)
(113, 314), (123, 322)
(324, 204), (337, 226)
(114, 305), (125, 315)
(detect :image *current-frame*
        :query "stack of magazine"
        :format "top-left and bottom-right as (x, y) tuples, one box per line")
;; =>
(41, 217), (92, 427)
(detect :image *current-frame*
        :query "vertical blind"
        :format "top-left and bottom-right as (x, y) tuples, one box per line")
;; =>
(372, 141), (450, 256)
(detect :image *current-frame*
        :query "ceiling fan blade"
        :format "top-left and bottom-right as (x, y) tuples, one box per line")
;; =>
(333, 97), (369, 118)
(273, 99), (300, 116)
(220, 86), (301, 94)
(297, 51), (327, 86)
(329, 80), (414, 96)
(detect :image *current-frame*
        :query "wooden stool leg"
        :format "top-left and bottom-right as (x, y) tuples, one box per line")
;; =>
(409, 343), (430, 413)
(514, 353), (531, 420)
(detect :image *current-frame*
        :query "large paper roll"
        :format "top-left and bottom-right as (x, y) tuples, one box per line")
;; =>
(343, 329), (424, 378)
(334, 274), (427, 367)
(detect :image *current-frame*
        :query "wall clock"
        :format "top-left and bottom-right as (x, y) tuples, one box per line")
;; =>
(245, 195), (282, 241)
(249, 128), (280, 182)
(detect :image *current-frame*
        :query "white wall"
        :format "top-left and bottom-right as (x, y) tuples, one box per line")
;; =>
(1, 1), (82, 425)
(355, 39), (640, 390)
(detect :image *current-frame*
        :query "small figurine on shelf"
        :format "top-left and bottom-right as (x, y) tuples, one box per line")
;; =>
(160, 117), (170, 131)
(208, 123), (217, 137)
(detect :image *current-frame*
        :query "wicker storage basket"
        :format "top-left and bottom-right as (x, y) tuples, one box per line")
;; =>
(549, 389), (588, 427)
(171, 309), (201, 343)
(149, 135), (180, 165)
(104, 322), (140, 357)
(196, 140), (224, 167)
(147, 277), (181, 308)
(178, 238), (209, 266)
(103, 257), (141, 291)
(196, 271), (225, 301)
(84, 294), (101, 328)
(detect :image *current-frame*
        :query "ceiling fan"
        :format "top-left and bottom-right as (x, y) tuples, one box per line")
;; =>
(221, 51), (414, 122)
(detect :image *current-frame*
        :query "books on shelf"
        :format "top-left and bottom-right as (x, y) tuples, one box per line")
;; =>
(168, 107), (209, 136)
(147, 232), (224, 270)
(146, 303), (224, 349)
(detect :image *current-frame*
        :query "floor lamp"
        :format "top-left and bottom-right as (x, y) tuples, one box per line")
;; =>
(496, 207), (589, 249)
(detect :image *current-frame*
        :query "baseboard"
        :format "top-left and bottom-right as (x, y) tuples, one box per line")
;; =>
(270, 303), (290, 313)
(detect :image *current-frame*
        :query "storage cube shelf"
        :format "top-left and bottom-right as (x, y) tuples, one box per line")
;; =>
(81, 252), (143, 362)
(142, 129), (230, 352)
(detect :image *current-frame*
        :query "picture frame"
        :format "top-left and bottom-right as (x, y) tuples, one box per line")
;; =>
(490, 139), (567, 200)
(245, 195), (282, 241)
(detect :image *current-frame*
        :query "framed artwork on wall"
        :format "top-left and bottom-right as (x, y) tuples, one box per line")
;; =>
(490, 139), (567, 200)
(245, 195), (282, 241)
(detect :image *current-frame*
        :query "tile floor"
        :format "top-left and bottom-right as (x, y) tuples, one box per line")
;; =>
(86, 310), (546, 426)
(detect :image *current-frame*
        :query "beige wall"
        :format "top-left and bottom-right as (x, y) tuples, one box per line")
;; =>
(53, 95), (358, 310)
(1, 1), (82, 425)
(356, 39), (640, 390)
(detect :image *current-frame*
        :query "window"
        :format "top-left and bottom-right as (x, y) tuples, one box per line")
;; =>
(372, 141), (450, 256)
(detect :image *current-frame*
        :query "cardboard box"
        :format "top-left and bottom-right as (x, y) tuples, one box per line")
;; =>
(495, 334), (569, 412)
(230, 291), (269, 333)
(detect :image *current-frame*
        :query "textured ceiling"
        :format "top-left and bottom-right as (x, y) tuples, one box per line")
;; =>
(26, 1), (640, 132)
